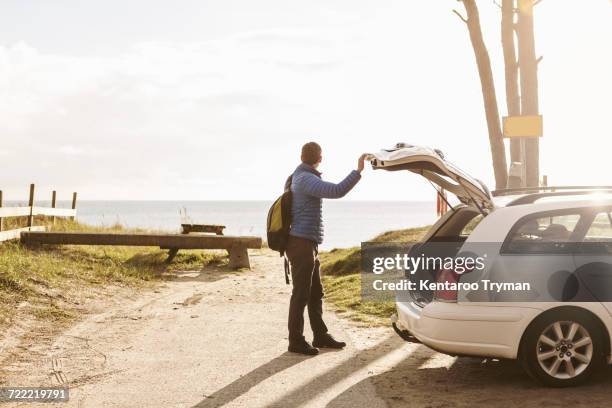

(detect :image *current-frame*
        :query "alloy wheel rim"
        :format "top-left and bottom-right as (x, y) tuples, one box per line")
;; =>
(536, 320), (593, 379)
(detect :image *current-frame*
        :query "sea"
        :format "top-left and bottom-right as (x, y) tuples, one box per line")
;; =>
(7, 200), (437, 249)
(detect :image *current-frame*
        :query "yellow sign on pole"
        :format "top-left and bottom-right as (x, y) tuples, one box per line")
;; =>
(503, 115), (543, 138)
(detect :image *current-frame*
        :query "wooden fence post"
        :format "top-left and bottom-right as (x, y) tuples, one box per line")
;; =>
(51, 190), (57, 225)
(27, 184), (35, 228)
(0, 190), (3, 232)
(71, 192), (77, 221)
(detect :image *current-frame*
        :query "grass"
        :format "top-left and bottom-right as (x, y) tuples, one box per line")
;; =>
(0, 213), (431, 330)
(319, 225), (430, 325)
(319, 225), (429, 277)
(0, 217), (227, 330)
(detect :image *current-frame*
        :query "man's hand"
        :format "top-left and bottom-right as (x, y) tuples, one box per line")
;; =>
(357, 153), (369, 173)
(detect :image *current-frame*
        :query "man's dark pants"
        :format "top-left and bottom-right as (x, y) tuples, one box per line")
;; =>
(286, 235), (328, 343)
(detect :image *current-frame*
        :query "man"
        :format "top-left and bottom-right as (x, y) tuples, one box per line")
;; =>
(285, 142), (368, 355)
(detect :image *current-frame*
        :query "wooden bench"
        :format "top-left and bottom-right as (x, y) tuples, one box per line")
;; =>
(20, 231), (262, 269)
(181, 223), (225, 235)
(164, 223), (227, 262)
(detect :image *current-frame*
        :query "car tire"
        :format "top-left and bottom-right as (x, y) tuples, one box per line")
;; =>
(520, 309), (605, 387)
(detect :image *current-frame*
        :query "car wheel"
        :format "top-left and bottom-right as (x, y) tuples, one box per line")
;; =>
(520, 310), (604, 387)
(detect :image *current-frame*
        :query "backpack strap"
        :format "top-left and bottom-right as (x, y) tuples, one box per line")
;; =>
(282, 173), (293, 285)
(284, 255), (291, 285)
(284, 174), (293, 192)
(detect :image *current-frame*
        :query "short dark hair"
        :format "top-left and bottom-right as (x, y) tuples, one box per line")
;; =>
(301, 142), (322, 165)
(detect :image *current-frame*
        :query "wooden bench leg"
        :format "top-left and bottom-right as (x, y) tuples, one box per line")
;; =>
(166, 248), (179, 263)
(228, 245), (250, 269)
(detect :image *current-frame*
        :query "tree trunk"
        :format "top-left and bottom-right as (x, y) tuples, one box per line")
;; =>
(517, 0), (540, 187)
(501, 0), (521, 163)
(461, 0), (508, 190)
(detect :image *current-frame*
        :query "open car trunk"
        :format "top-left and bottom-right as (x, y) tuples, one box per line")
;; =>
(406, 206), (482, 306)
(369, 143), (493, 212)
(369, 144), (489, 306)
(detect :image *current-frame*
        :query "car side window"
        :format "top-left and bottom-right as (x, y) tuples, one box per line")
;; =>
(580, 211), (612, 254)
(504, 213), (581, 254)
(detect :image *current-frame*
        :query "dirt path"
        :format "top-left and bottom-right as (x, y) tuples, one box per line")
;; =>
(3, 250), (612, 407)
(2, 251), (405, 407)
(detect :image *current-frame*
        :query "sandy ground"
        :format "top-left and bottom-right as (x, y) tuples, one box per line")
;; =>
(3, 249), (612, 407)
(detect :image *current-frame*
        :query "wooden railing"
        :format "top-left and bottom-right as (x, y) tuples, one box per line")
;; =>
(0, 184), (77, 243)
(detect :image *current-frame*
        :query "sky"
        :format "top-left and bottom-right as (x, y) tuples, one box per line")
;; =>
(0, 0), (610, 201)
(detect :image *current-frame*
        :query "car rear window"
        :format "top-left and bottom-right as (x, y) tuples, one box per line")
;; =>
(503, 213), (582, 254)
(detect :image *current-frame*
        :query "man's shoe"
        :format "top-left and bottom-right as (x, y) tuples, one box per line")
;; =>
(288, 340), (319, 356)
(312, 333), (346, 349)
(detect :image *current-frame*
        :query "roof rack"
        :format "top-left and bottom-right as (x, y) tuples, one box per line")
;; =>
(492, 186), (612, 197)
(507, 190), (612, 206)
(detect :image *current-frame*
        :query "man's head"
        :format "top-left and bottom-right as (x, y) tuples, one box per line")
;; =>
(301, 142), (322, 168)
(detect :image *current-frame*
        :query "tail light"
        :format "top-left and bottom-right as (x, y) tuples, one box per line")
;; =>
(434, 252), (480, 302)
(434, 268), (459, 302)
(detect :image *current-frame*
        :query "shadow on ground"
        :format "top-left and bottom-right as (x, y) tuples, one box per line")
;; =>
(334, 352), (612, 408)
(191, 352), (306, 407)
(192, 330), (612, 408)
(191, 336), (433, 408)
(165, 264), (245, 283)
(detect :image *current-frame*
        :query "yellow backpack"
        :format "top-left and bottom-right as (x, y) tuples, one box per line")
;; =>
(266, 175), (292, 283)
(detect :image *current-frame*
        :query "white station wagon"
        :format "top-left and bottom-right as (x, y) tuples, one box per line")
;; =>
(370, 144), (612, 387)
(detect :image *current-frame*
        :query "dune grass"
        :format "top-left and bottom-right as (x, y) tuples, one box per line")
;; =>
(0, 213), (431, 329)
(0, 217), (226, 330)
(319, 226), (429, 277)
(319, 226), (429, 325)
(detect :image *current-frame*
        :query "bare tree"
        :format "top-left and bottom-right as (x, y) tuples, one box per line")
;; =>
(454, 0), (508, 189)
(501, 0), (521, 163)
(516, 0), (540, 187)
